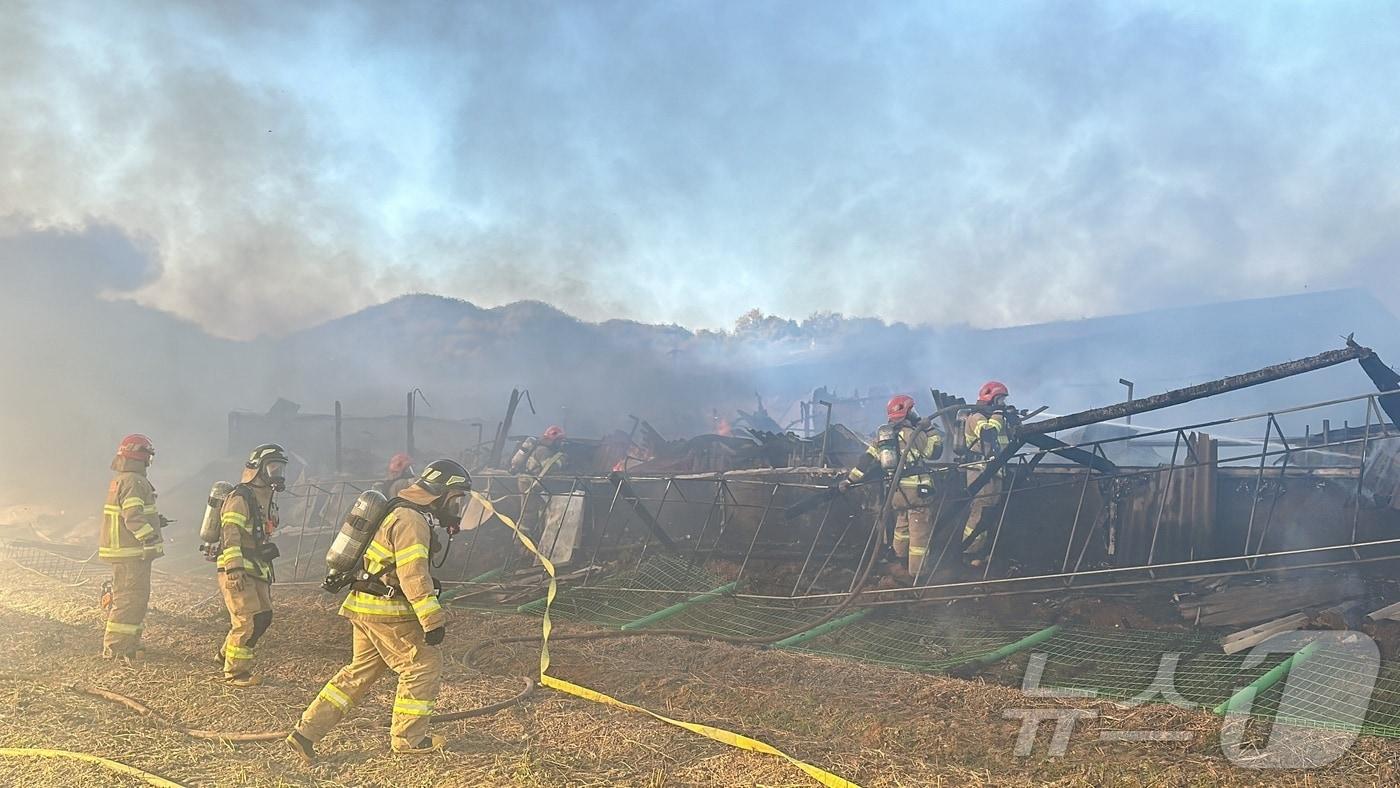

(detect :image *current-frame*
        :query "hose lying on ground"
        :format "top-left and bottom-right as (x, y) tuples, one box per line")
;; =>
(8, 467), (897, 749)
(0, 747), (187, 787)
(0, 673), (535, 742)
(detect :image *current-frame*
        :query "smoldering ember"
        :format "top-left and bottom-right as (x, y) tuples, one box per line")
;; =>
(8, 4), (1400, 787)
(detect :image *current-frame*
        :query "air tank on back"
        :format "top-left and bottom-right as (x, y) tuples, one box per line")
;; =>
(199, 481), (234, 558)
(876, 423), (900, 469)
(325, 489), (391, 576)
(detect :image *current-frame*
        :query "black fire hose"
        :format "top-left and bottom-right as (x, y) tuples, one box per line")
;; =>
(0, 672), (535, 743)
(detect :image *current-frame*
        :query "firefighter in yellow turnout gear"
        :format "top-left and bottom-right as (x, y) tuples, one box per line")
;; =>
(960, 381), (1014, 564)
(217, 443), (287, 686)
(286, 459), (469, 764)
(839, 395), (944, 577)
(99, 434), (165, 660)
(510, 425), (566, 535)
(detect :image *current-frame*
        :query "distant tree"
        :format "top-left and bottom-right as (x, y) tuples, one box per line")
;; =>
(733, 308), (766, 333)
(800, 311), (846, 336)
(733, 308), (799, 340)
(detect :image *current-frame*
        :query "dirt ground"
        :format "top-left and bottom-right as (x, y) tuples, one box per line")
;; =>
(0, 566), (1397, 787)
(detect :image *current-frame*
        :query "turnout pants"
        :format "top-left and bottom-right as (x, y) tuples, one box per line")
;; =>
(517, 478), (549, 538)
(220, 572), (273, 679)
(963, 471), (1005, 556)
(893, 507), (933, 577)
(294, 618), (443, 749)
(103, 560), (152, 657)
(891, 485), (936, 577)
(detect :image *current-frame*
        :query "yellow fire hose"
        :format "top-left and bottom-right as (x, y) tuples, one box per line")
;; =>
(469, 490), (867, 787)
(4, 476), (879, 787)
(0, 747), (187, 787)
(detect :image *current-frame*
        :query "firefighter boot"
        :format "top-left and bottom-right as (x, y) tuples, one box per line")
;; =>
(285, 731), (317, 766)
(392, 734), (446, 755)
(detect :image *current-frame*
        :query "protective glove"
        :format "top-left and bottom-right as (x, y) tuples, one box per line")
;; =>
(981, 431), (1001, 457)
(424, 626), (446, 646)
(837, 479), (852, 494)
(226, 569), (245, 593)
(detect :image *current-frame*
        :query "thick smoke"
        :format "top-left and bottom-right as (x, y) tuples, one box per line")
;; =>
(3, 221), (1398, 537)
(3, 1), (1400, 338)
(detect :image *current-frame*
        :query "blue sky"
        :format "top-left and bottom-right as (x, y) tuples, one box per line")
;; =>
(3, 1), (1399, 338)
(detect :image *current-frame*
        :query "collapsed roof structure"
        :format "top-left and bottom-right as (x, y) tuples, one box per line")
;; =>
(251, 337), (1400, 610)
(9, 334), (1400, 745)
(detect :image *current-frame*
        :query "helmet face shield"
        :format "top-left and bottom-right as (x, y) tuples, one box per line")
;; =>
(442, 492), (467, 520)
(245, 444), (290, 490)
(263, 460), (288, 491)
(438, 491), (467, 534)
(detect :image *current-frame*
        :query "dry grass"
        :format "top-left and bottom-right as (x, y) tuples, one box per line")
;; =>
(0, 566), (1396, 786)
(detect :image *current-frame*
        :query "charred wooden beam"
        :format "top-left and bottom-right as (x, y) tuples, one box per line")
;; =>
(957, 341), (1374, 558)
(1022, 433), (1118, 473)
(1023, 342), (1373, 436)
(488, 388), (523, 469)
(1356, 339), (1400, 428)
(609, 472), (682, 555)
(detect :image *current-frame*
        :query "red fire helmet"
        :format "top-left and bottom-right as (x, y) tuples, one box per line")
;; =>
(387, 452), (414, 477)
(978, 380), (1010, 404)
(117, 433), (155, 462)
(886, 394), (916, 423)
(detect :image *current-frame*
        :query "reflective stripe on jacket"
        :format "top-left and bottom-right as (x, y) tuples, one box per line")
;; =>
(99, 466), (164, 563)
(338, 506), (445, 632)
(846, 421), (944, 489)
(218, 486), (274, 582)
(963, 411), (1011, 457)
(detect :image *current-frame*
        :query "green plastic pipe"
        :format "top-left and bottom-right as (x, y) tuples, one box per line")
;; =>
(956, 624), (1064, 669)
(466, 566), (507, 584)
(772, 609), (871, 649)
(619, 582), (738, 631)
(438, 567), (507, 602)
(1213, 641), (1321, 716)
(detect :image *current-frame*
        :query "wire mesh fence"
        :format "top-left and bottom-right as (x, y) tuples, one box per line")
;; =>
(0, 540), (106, 585)
(480, 551), (1400, 741)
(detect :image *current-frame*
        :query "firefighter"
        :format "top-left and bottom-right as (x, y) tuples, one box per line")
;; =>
(216, 443), (288, 686)
(960, 381), (1014, 565)
(377, 453), (416, 498)
(99, 434), (165, 662)
(838, 395), (944, 578)
(509, 426), (566, 534)
(286, 459), (468, 763)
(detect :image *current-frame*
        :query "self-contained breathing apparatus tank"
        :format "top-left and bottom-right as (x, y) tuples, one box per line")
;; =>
(199, 481), (234, 560)
(875, 423), (901, 470)
(322, 489), (392, 592)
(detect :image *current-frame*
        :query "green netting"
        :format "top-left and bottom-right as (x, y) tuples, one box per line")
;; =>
(1004, 627), (1291, 706)
(514, 554), (835, 638)
(477, 555), (1400, 740)
(526, 554), (721, 628)
(784, 613), (1050, 671)
(1238, 647), (1400, 738)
